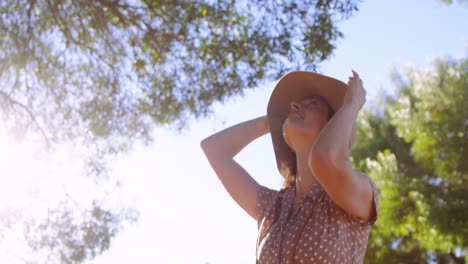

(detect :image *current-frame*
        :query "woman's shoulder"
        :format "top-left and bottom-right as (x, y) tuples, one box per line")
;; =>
(323, 172), (379, 226)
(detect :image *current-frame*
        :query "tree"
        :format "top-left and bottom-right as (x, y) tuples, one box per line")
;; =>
(0, 0), (361, 262)
(31, 203), (138, 264)
(439, 0), (467, 5)
(0, 0), (359, 173)
(0, 201), (138, 264)
(351, 56), (467, 263)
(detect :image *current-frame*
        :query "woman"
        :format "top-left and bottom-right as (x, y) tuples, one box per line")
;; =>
(201, 70), (378, 263)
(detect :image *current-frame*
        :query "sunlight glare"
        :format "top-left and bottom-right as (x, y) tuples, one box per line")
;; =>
(0, 129), (42, 210)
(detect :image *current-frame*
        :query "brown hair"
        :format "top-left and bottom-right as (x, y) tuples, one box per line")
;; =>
(281, 152), (297, 189)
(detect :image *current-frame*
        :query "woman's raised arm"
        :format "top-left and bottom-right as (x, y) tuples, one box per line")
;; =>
(200, 116), (269, 220)
(309, 71), (375, 222)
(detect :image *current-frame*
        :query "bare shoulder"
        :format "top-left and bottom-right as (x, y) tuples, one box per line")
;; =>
(323, 168), (376, 222)
(354, 170), (376, 193)
(351, 170), (378, 222)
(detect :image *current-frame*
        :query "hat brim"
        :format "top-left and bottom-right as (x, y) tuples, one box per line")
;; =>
(267, 71), (348, 178)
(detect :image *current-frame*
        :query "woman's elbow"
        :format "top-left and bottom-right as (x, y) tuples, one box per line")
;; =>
(309, 146), (343, 173)
(200, 138), (208, 150)
(201, 137), (226, 159)
(200, 137), (214, 155)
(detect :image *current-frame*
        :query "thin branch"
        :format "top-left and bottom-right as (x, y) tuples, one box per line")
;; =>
(62, 185), (83, 213)
(0, 90), (52, 148)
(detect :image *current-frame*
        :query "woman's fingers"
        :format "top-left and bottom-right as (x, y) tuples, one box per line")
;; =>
(349, 71), (364, 86)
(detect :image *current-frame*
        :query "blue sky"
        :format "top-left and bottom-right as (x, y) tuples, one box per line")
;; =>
(0, 0), (466, 263)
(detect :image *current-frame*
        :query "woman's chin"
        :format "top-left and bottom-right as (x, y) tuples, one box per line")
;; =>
(283, 128), (318, 149)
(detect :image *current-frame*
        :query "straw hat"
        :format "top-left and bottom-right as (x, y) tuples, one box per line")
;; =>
(267, 71), (348, 178)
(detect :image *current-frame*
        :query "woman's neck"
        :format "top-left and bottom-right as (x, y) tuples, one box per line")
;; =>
(294, 145), (319, 200)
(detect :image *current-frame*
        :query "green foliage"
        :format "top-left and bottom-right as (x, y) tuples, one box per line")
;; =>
(439, 0), (467, 5)
(23, 202), (139, 264)
(352, 57), (467, 263)
(0, 0), (359, 151)
(389, 59), (468, 181)
(0, 0), (361, 179)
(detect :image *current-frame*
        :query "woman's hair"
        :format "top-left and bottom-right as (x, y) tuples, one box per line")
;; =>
(281, 102), (336, 189)
(281, 152), (297, 189)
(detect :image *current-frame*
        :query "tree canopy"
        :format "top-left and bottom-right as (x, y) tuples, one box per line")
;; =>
(352, 56), (467, 263)
(0, 0), (359, 168)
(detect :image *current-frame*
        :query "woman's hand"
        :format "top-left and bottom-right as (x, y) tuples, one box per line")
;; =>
(345, 70), (367, 111)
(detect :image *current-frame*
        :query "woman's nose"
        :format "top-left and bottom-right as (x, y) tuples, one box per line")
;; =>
(290, 101), (301, 111)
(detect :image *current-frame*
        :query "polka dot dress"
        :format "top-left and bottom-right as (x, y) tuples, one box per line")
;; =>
(256, 177), (379, 264)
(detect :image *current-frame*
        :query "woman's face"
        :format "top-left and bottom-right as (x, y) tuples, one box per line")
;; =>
(282, 95), (331, 151)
